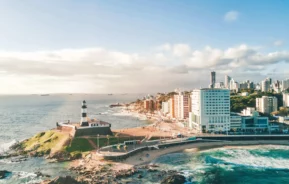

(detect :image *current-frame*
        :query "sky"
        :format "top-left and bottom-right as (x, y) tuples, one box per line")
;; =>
(1, 0), (289, 94)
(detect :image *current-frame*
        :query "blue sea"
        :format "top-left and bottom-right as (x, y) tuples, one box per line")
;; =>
(125, 145), (289, 184)
(1, 94), (289, 183)
(0, 94), (149, 183)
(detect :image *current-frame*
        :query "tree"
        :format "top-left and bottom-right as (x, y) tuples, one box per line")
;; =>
(276, 107), (289, 116)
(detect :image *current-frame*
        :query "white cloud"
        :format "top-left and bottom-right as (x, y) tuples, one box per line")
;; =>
(224, 11), (239, 22)
(0, 43), (289, 94)
(172, 44), (191, 57)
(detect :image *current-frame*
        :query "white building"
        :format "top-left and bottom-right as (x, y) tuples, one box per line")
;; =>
(261, 78), (271, 92)
(283, 93), (289, 107)
(215, 82), (224, 88)
(229, 79), (239, 92)
(256, 96), (278, 114)
(225, 75), (231, 89)
(168, 98), (175, 118)
(281, 79), (289, 92)
(189, 88), (230, 133)
(241, 92), (249, 96)
(174, 90), (190, 120)
(161, 102), (170, 114)
(241, 107), (256, 116)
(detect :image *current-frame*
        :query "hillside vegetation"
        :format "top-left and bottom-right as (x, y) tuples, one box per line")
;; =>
(19, 130), (71, 156)
(230, 92), (283, 113)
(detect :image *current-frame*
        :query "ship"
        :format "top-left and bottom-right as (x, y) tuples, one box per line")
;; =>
(109, 103), (124, 108)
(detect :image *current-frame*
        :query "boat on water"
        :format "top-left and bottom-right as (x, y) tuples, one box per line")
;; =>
(108, 94), (113, 96)
(109, 103), (124, 108)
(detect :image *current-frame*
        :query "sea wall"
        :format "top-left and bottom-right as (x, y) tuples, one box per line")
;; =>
(197, 135), (289, 141)
(102, 135), (289, 161)
(74, 127), (113, 137)
(102, 140), (204, 161)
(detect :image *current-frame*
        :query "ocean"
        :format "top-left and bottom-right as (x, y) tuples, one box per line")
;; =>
(125, 145), (289, 183)
(1, 94), (289, 183)
(0, 94), (149, 184)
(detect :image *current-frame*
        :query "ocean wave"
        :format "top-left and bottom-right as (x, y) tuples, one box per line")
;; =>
(4, 171), (43, 184)
(0, 140), (17, 154)
(208, 148), (289, 170)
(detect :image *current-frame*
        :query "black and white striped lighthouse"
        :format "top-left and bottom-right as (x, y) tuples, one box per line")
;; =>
(80, 100), (89, 126)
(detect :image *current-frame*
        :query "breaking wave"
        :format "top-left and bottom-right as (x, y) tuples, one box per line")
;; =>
(204, 145), (289, 170)
(0, 140), (17, 154)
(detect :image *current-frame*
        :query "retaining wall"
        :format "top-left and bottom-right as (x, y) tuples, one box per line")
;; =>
(197, 135), (289, 141)
(102, 135), (289, 161)
(74, 127), (113, 137)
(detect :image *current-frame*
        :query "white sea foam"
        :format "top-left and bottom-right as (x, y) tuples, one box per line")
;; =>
(212, 148), (289, 170)
(0, 140), (17, 154)
(15, 171), (37, 179)
(7, 171), (43, 184)
(0, 158), (14, 164)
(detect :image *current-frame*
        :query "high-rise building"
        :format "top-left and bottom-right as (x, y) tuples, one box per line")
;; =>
(256, 96), (278, 114)
(215, 82), (224, 88)
(239, 83), (248, 90)
(261, 78), (271, 92)
(210, 71), (216, 88)
(281, 79), (289, 92)
(174, 91), (191, 120)
(239, 80), (254, 90)
(283, 93), (289, 107)
(168, 98), (175, 118)
(273, 80), (281, 93)
(161, 102), (169, 114)
(229, 79), (239, 92)
(225, 75), (231, 89)
(189, 88), (230, 133)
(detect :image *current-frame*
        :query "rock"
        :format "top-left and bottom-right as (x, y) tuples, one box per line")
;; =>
(137, 174), (143, 179)
(0, 170), (11, 179)
(43, 176), (81, 184)
(148, 168), (158, 172)
(161, 174), (186, 184)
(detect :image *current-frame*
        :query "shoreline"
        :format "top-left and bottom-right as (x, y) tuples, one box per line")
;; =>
(119, 140), (289, 166)
(66, 140), (289, 183)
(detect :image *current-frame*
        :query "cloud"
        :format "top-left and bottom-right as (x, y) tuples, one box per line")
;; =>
(172, 44), (191, 57)
(273, 40), (283, 46)
(0, 43), (289, 94)
(224, 11), (239, 22)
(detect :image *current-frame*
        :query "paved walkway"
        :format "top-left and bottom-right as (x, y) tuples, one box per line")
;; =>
(85, 138), (98, 150)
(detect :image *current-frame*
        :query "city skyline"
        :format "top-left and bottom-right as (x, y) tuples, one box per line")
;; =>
(1, 0), (289, 94)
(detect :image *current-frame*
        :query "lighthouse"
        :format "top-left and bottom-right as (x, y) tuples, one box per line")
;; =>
(80, 100), (89, 126)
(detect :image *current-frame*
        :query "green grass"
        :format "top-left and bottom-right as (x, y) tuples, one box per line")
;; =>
(22, 130), (69, 154)
(64, 136), (146, 155)
(65, 138), (94, 153)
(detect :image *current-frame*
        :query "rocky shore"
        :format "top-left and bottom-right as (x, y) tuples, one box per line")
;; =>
(60, 164), (187, 184)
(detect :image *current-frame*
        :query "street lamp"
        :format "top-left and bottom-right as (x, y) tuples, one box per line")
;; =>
(97, 134), (100, 153)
